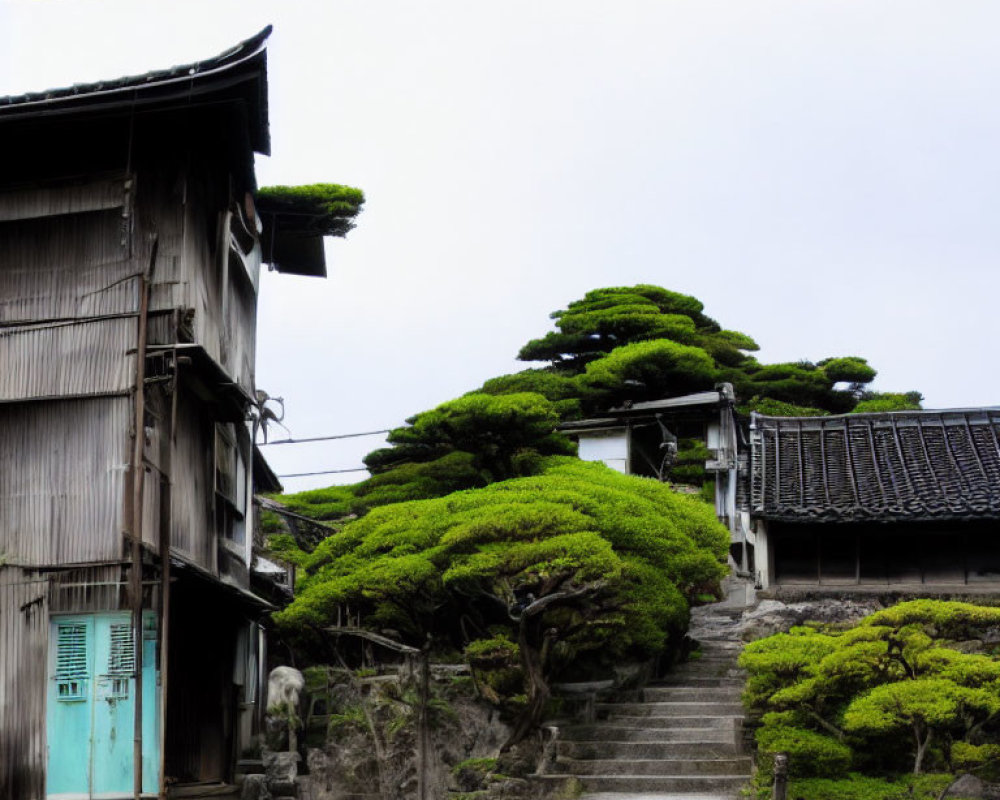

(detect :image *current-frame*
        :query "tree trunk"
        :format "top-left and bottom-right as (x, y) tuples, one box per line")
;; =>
(501, 618), (549, 751)
(913, 724), (931, 775)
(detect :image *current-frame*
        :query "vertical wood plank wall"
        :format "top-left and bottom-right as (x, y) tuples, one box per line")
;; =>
(0, 566), (49, 800)
(0, 398), (130, 565)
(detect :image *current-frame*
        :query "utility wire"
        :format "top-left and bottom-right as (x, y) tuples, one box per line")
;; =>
(260, 429), (391, 446)
(262, 429), (393, 479)
(277, 467), (370, 478)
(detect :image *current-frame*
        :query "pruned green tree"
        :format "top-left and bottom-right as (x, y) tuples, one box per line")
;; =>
(274, 457), (729, 747)
(363, 391), (575, 479)
(741, 601), (1000, 780)
(505, 285), (917, 416)
(273, 285), (923, 530)
(844, 679), (1000, 774)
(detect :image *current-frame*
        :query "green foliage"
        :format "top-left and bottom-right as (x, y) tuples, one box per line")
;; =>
(852, 391), (924, 413)
(742, 601), (1000, 779)
(257, 183), (365, 238)
(579, 339), (718, 409)
(740, 361), (851, 412)
(862, 599), (1000, 639)
(843, 677), (999, 735)
(668, 438), (712, 486)
(756, 718), (852, 779)
(364, 392), (573, 481)
(514, 286), (899, 416)
(820, 357), (878, 384)
(465, 635), (520, 663)
(276, 285), (918, 534)
(264, 532), (310, 567)
(952, 741), (1000, 778)
(739, 396), (830, 417)
(783, 773), (955, 800)
(478, 369), (583, 419)
(275, 458), (728, 705)
(276, 451), (489, 524)
(326, 704), (368, 738)
(517, 285), (725, 371)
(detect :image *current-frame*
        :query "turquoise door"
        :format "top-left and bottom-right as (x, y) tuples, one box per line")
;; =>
(47, 612), (159, 799)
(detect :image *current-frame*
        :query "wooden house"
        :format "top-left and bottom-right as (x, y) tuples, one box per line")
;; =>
(561, 384), (752, 573)
(569, 393), (1000, 593)
(0, 28), (327, 799)
(750, 409), (1000, 590)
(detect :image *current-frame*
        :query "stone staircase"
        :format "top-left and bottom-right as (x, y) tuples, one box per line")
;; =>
(537, 582), (753, 798)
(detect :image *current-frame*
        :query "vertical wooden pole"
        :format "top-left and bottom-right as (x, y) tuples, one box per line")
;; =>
(158, 339), (179, 799)
(415, 645), (430, 800)
(131, 237), (157, 799)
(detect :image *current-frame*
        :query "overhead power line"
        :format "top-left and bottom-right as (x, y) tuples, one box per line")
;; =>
(277, 467), (371, 479)
(260, 429), (392, 446)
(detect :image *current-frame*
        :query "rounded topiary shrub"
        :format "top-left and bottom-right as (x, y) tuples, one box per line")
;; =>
(756, 723), (852, 780)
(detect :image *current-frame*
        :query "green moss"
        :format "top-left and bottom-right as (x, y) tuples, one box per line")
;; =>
(451, 757), (498, 792)
(852, 391), (923, 413)
(451, 757), (497, 776)
(739, 395), (830, 417)
(257, 183), (364, 238)
(784, 773), (954, 800)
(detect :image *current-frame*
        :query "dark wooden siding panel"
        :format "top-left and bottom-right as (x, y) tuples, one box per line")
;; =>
(0, 566), (48, 800)
(48, 565), (127, 614)
(225, 247), (258, 396)
(134, 163), (188, 319)
(170, 393), (217, 572)
(0, 398), (129, 565)
(187, 198), (223, 367)
(0, 177), (127, 221)
(0, 209), (136, 324)
(0, 317), (135, 400)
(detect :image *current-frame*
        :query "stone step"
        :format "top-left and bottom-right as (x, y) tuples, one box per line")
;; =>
(640, 686), (743, 702)
(558, 739), (741, 760)
(596, 701), (744, 717)
(553, 756), (752, 777)
(536, 773), (750, 794)
(680, 651), (744, 661)
(561, 725), (735, 743)
(694, 644), (744, 653)
(601, 714), (740, 729)
(669, 664), (745, 679)
(654, 675), (745, 688)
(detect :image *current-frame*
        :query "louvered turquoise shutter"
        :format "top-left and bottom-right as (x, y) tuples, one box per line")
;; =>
(47, 616), (95, 796)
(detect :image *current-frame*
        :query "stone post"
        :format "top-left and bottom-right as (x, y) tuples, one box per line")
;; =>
(773, 752), (788, 800)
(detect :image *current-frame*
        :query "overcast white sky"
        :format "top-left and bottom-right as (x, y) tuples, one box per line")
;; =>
(3, 1), (999, 491)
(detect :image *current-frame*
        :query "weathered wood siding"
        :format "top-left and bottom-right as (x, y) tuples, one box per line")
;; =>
(0, 316), (136, 401)
(0, 203), (140, 402)
(0, 176), (129, 222)
(48, 565), (129, 614)
(0, 566), (48, 800)
(0, 206), (135, 324)
(171, 391), (217, 571)
(0, 397), (130, 565)
(225, 242), (259, 396)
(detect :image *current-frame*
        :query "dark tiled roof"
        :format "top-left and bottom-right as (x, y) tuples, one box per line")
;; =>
(0, 26), (272, 154)
(750, 409), (1000, 522)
